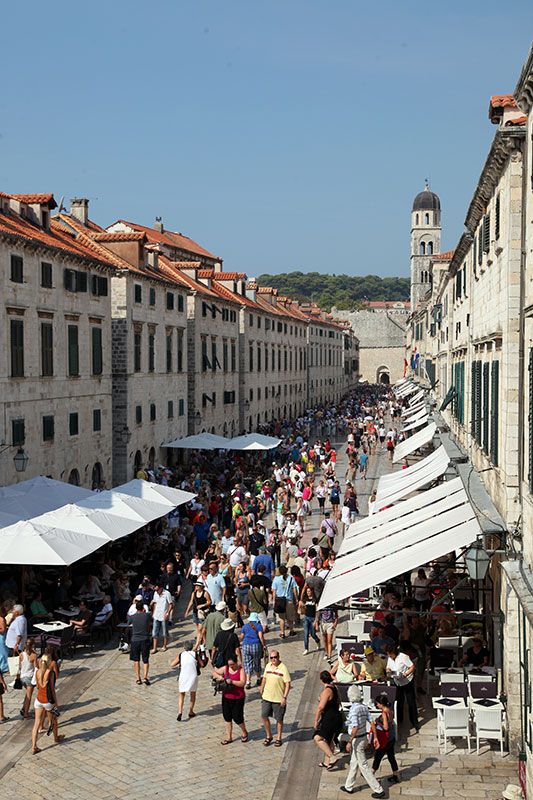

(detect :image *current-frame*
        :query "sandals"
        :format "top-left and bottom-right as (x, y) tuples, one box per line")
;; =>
(274, 739), (282, 747)
(136, 679), (142, 685)
(221, 739), (233, 745)
(241, 734), (249, 742)
(263, 737), (273, 746)
(55, 734), (65, 744)
(32, 747), (41, 755)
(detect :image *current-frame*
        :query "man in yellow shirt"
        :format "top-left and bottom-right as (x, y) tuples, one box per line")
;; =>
(260, 650), (291, 746)
(359, 647), (387, 681)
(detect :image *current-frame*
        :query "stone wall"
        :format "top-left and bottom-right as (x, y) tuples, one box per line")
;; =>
(332, 308), (405, 383)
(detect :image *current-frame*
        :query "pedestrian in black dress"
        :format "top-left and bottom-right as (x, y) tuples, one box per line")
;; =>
(313, 671), (342, 770)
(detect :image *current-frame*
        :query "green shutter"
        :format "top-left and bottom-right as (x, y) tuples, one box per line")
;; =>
(91, 327), (102, 375)
(482, 362), (490, 452)
(529, 349), (533, 492)
(471, 362), (477, 437)
(68, 325), (79, 376)
(474, 361), (482, 445)
(490, 361), (499, 466)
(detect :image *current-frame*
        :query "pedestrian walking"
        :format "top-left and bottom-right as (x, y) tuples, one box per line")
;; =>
(130, 601), (152, 686)
(313, 671), (342, 770)
(150, 582), (174, 653)
(212, 655), (249, 744)
(299, 585), (320, 654)
(240, 612), (266, 688)
(171, 642), (200, 721)
(17, 637), (38, 718)
(272, 565), (298, 638)
(260, 649), (291, 747)
(318, 605), (338, 660)
(340, 684), (384, 797)
(385, 644), (419, 732)
(31, 654), (65, 755)
(371, 692), (400, 785)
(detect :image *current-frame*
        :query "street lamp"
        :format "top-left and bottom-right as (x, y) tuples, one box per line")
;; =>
(464, 541), (491, 581)
(13, 448), (29, 473)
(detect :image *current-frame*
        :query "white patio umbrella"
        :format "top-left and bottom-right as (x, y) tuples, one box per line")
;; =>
(163, 433), (230, 450)
(0, 519), (110, 565)
(111, 479), (195, 509)
(228, 434), (281, 450)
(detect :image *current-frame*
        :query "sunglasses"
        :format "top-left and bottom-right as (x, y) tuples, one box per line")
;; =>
(269, 655), (279, 660)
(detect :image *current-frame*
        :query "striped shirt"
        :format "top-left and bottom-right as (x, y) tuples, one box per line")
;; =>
(346, 702), (371, 736)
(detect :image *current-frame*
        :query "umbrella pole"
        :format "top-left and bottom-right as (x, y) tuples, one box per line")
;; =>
(21, 565), (26, 603)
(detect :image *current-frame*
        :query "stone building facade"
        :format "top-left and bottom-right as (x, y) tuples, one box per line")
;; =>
(0, 193), (114, 489)
(334, 307), (405, 385)
(406, 76), (533, 793)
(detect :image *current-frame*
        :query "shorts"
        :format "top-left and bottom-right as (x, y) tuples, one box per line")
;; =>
(222, 696), (245, 724)
(130, 639), (150, 663)
(261, 699), (286, 722)
(152, 619), (168, 639)
(34, 700), (53, 711)
(21, 677), (33, 687)
(276, 601), (296, 624)
(320, 622), (335, 635)
(318, 497), (325, 508)
(236, 589), (250, 604)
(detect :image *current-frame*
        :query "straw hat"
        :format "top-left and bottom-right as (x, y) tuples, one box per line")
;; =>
(502, 786), (523, 800)
(221, 618), (235, 631)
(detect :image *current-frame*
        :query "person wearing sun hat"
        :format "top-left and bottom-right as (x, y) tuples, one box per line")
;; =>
(212, 618), (241, 667)
(358, 646), (386, 682)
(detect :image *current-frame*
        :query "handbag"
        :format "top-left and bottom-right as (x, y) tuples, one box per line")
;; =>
(8, 656), (19, 677)
(274, 596), (286, 614)
(13, 676), (23, 690)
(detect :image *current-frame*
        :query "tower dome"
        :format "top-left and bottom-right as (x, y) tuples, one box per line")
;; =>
(412, 180), (441, 212)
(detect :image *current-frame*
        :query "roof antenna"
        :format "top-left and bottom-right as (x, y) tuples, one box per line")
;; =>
(57, 195), (65, 214)
(424, 177), (430, 190)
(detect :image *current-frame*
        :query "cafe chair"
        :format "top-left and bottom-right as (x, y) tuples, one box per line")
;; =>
(440, 672), (466, 684)
(440, 707), (471, 754)
(438, 636), (461, 649)
(469, 682), (497, 699)
(473, 708), (506, 755)
(441, 682), (468, 698)
(467, 673), (494, 686)
(347, 619), (366, 638)
(428, 647), (455, 693)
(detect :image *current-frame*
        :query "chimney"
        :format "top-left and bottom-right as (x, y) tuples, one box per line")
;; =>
(154, 216), (164, 233)
(246, 278), (257, 302)
(70, 197), (89, 225)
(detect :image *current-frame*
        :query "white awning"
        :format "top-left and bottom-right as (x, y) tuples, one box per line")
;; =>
(395, 382), (418, 398)
(227, 434), (281, 450)
(402, 399), (426, 416)
(393, 422), (437, 462)
(408, 390), (425, 405)
(343, 476), (464, 543)
(338, 478), (467, 557)
(164, 432), (230, 449)
(402, 406), (428, 425)
(402, 414), (430, 432)
(318, 515), (480, 609)
(374, 445), (450, 506)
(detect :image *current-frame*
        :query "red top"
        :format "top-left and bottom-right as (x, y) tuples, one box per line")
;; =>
(224, 666), (245, 700)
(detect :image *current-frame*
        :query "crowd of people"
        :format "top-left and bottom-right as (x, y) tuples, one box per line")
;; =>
(0, 384), (490, 795)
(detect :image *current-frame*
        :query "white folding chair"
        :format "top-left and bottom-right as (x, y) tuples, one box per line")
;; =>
(438, 636), (461, 649)
(473, 708), (506, 755)
(467, 674), (494, 686)
(441, 707), (471, 754)
(348, 619), (365, 638)
(361, 684), (372, 705)
(440, 672), (466, 684)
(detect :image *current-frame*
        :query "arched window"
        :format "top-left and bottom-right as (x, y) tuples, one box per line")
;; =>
(428, 241), (433, 255)
(133, 450), (142, 477)
(91, 462), (103, 489)
(415, 214), (419, 225)
(420, 242), (426, 255)
(68, 468), (80, 486)
(425, 213), (430, 225)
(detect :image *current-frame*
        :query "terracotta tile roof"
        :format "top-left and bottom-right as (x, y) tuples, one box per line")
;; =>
(431, 250), (455, 261)
(506, 114), (527, 126)
(257, 286), (278, 295)
(9, 193), (57, 207)
(490, 94), (518, 109)
(112, 220), (220, 261)
(213, 271), (246, 280)
(158, 255), (218, 297)
(172, 261), (203, 269)
(92, 231), (146, 242)
(0, 209), (113, 270)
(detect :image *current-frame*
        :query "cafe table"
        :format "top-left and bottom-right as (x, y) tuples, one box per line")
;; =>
(54, 607), (80, 618)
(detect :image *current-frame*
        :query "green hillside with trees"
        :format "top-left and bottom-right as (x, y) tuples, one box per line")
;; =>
(256, 272), (410, 311)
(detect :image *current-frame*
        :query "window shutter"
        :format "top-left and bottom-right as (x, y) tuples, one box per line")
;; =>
(482, 214), (490, 253)
(76, 271), (88, 292)
(495, 195), (500, 240)
(490, 361), (499, 466)
(98, 277), (108, 296)
(91, 327), (103, 375)
(68, 325), (79, 376)
(41, 322), (54, 376)
(529, 349), (533, 492)
(478, 228), (483, 265)
(471, 362), (477, 437)
(11, 319), (24, 377)
(482, 362), (490, 452)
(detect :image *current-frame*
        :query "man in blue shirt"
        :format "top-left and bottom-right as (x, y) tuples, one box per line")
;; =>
(272, 565), (298, 638)
(206, 562), (226, 606)
(253, 546), (274, 580)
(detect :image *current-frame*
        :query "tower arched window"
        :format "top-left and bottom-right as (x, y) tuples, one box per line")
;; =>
(425, 213), (430, 225)
(419, 242), (426, 256)
(415, 214), (419, 225)
(428, 241), (433, 255)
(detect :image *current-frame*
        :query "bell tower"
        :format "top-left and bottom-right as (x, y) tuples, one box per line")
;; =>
(410, 180), (441, 309)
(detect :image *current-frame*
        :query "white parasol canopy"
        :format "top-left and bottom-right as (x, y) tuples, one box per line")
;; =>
(228, 434), (281, 451)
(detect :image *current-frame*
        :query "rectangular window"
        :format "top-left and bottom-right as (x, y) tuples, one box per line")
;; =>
(178, 399), (184, 416)
(135, 405), (142, 424)
(490, 361), (499, 466)
(478, 227), (483, 265)
(177, 329), (183, 372)
(202, 302), (208, 317)
(91, 275), (108, 296)
(249, 344), (254, 372)
(11, 418), (25, 446)
(166, 331), (173, 373)
(482, 213), (490, 253)
(231, 341), (236, 372)
(257, 316), (261, 329)
(134, 284), (142, 303)
(10, 319), (24, 377)
(10, 254), (23, 283)
(177, 294), (184, 312)
(166, 292), (174, 310)
(41, 261), (53, 288)
(168, 400), (174, 418)
(91, 327), (103, 376)
(249, 314), (253, 327)
(471, 360), (482, 445)
(93, 409), (101, 432)
(41, 322), (54, 377)
(134, 331), (142, 372)
(149, 287), (156, 306)
(67, 325), (79, 377)
(150, 403), (156, 421)
(223, 339), (228, 372)
(148, 333), (155, 372)
(76, 271), (88, 293)
(257, 344), (261, 372)
(211, 340), (218, 372)
(202, 338), (211, 371)
(482, 361), (490, 452)
(69, 412), (79, 436)
(42, 415), (54, 441)
(223, 390), (235, 404)
(495, 195), (500, 241)
(265, 345), (269, 372)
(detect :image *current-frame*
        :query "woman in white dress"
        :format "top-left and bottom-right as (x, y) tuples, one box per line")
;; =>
(170, 642), (199, 721)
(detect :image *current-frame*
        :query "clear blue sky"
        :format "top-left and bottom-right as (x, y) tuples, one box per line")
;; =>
(2, 1), (532, 278)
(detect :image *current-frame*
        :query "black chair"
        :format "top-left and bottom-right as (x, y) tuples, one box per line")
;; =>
(338, 641), (365, 655)
(469, 681), (497, 699)
(335, 683), (352, 705)
(371, 683), (397, 704)
(429, 647), (455, 671)
(441, 682), (468, 698)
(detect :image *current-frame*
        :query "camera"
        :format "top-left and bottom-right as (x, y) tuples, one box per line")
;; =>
(212, 678), (229, 696)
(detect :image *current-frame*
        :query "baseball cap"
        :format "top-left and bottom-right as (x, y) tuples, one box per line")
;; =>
(134, 594), (143, 602)
(364, 646), (374, 656)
